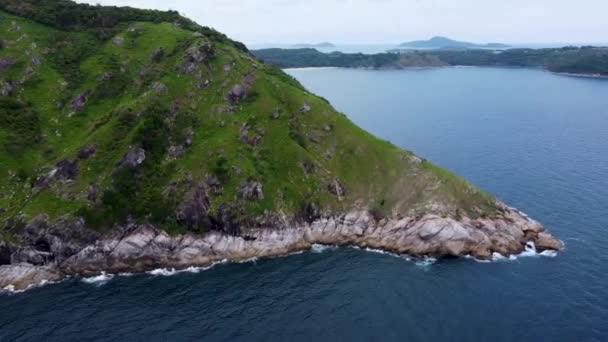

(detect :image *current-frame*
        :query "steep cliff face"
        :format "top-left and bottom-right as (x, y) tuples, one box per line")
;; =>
(0, 1), (561, 291)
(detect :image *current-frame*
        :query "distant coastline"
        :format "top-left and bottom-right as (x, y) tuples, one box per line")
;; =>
(253, 47), (608, 78)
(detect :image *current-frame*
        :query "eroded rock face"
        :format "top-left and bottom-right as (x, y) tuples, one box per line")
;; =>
(0, 205), (562, 291)
(176, 185), (212, 231)
(328, 178), (347, 199)
(0, 264), (62, 291)
(180, 41), (215, 74)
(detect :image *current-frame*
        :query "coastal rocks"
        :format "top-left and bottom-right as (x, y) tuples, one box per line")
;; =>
(0, 205), (563, 291)
(536, 232), (563, 250)
(149, 47), (165, 63)
(0, 264), (62, 292)
(119, 147), (146, 169)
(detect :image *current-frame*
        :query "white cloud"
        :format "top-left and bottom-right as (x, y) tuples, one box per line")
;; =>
(77, 0), (608, 45)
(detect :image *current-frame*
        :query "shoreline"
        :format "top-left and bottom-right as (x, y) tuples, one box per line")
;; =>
(1, 241), (558, 294)
(0, 206), (563, 293)
(283, 65), (608, 79)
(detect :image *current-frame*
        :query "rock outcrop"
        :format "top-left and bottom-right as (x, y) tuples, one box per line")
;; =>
(0, 205), (562, 292)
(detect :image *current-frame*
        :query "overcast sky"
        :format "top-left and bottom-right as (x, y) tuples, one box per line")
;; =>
(78, 0), (607, 45)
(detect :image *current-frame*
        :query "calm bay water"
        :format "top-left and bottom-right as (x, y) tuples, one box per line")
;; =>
(2, 67), (608, 341)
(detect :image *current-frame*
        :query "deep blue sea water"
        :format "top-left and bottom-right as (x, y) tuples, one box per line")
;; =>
(2, 67), (608, 341)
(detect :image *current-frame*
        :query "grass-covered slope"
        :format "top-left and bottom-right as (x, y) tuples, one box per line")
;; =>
(0, 1), (497, 240)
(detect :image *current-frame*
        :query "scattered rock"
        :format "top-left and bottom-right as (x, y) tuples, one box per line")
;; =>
(119, 147), (146, 169)
(150, 47), (165, 63)
(271, 111), (281, 119)
(55, 159), (79, 180)
(31, 55), (41, 66)
(196, 79), (210, 90)
(226, 73), (256, 104)
(0, 81), (17, 96)
(206, 175), (223, 194)
(78, 145), (97, 160)
(323, 124), (333, 132)
(70, 91), (92, 112)
(150, 82), (168, 95)
(87, 185), (98, 202)
(228, 84), (247, 104)
(302, 160), (316, 176)
(0, 57), (16, 73)
(168, 145), (186, 159)
(112, 36), (124, 45)
(328, 178), (347, 200)
(300, 103), (311, 113)
(308, 133), (320, 143)
(180, 41), (215, 74)
(409, 155), (426, 165)
(239, 124), (263, 146)
(238, 181), (264, 200)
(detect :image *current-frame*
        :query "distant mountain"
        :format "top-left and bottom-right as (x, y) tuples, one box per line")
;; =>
(291, 42), (336, 48)
(399, 36), (509, 49)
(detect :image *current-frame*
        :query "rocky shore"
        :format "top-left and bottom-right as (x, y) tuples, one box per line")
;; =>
(0, 204), (562, 292)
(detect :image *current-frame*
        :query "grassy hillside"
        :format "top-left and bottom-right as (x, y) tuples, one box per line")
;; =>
(0, 1), (497, 239)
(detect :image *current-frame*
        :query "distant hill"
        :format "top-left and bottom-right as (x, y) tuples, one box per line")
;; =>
(291, 42), (336, 49)
(399, 36), (509, 49)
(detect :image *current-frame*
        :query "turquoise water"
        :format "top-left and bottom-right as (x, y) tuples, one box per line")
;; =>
(2, 67), (608, 341)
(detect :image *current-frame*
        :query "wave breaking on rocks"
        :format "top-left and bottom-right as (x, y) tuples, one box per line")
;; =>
(0, 205), (562, 293)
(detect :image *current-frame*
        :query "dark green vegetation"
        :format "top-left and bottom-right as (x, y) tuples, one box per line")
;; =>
(399, 36), (509, 49)
(253, 47), (608, 76)
(0, 0), (497, 238)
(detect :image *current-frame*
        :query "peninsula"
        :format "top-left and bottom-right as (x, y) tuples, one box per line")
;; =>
(0, 0), (561, 291)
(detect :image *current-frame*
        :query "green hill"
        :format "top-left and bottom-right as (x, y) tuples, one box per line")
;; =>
(0, 1), (562, 289)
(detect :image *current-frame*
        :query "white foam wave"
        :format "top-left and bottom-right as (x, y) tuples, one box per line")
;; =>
(468, 241), (559, 262)
(311, 244), (337, 253)
(147, 260), (228, 277)
(82, 272), (114, 285)
(415, 257), (437, 267)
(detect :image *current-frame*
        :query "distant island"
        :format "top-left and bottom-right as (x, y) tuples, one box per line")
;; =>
(291, 42), (336, 49)
(252, 46), (608, 77)
(398, 36), (510, 50)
